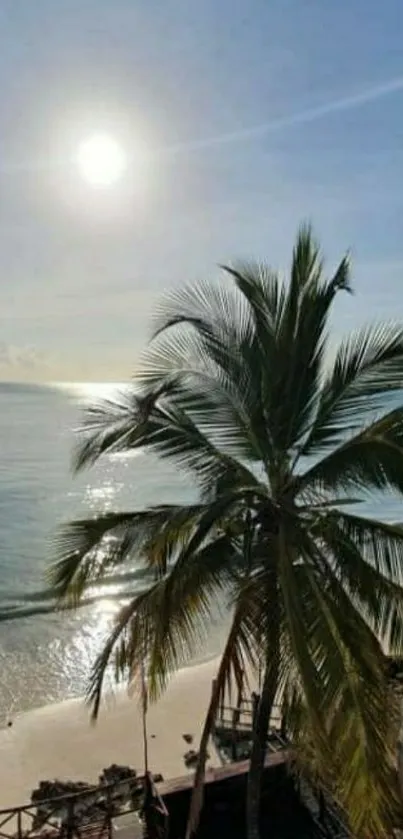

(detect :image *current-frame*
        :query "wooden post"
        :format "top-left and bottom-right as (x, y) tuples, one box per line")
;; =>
(251, 692), (259, 730)
(17, 810), (22, 839)
(215, 679), (223, 722)
(236, 668), (244, 713)
(319, 789), (325, 823)
(66, 798), (74, 839)
(106, 787), (113, 839)
(141, 660), (149, 776)
(230, 669), (244, 762)
(280, 713), (287, 741)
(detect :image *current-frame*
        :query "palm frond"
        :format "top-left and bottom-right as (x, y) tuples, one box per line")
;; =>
(303, 322), (403, 455)
(224, 229), (351, 456)
(49, 505), (205, 604)
(274, 250), (350, 454)
(298, 406), (403, 495)
(75, 386), (259, 495)
(87, 532), (241, 716)
(276, 527), (330, 753)
(319, 511), (403, 652)
(141, 275), (276, 466)
(331, 511), (403, 582)
(139, 342), (271, 465)
(73, 388), (151, 471)
(150, 277), (252, 348)
(304, 540), (400, 836)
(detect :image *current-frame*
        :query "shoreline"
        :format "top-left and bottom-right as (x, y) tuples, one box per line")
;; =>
(0, 656), (225, 811)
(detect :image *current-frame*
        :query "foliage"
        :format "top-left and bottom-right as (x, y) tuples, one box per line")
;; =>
(49, 225), (403, 837)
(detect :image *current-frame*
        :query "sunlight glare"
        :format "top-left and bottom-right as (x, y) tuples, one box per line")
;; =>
(76, 134), (126, 187)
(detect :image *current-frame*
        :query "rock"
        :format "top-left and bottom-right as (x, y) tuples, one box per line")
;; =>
(183, 750), (209, 768)
(99, 764), (141, 812)
(31, 779), (90, 804)
(99, 764), (137, 786)
(30, 766), (146, 827)
(31, 779), (101, 829)
(182, 733), (193, 744)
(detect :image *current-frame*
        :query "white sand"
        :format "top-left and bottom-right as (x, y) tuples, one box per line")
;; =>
(0, 658), (226, 811)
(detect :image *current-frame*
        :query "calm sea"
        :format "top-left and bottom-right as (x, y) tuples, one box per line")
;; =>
(0, 382), (401, 720)
(0, 382), (228, 721)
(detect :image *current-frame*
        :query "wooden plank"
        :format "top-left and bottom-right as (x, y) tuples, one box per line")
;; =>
(158, 748), (291, 797)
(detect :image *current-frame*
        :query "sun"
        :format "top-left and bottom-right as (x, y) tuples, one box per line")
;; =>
(76, 133), (127, 187)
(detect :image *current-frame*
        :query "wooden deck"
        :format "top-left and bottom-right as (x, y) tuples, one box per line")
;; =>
(0, 687), (351, 839)
(158, 747), (290, 798)
(0, 746), (290, 839)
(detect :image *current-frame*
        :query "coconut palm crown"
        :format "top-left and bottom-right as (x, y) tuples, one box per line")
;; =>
(50, 226), (403, 838)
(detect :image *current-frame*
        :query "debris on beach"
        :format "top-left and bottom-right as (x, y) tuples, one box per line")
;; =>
(99, 764), (141, 809)
(99, 763), (137, 786)
(184, 749), (209, 768)
(100, 765), (163, 796)
(182, 733), (193, 744)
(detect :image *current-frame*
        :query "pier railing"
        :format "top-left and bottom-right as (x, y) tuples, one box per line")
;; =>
(0, 774), (166, 839)
(213, 696), (352, 838)
(213, 698), (286, 762)
(0, 686), (352, 839)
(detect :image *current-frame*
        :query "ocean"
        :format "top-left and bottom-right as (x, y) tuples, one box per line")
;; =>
(0, 382), (401, 722)
(0, 382), (227, 722)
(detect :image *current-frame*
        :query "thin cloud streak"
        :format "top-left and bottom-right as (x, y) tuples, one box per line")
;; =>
(1, 74), (403, 176)
(158, 74), (403, 155)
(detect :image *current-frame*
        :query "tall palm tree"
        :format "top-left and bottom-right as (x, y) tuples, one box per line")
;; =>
(50, 226), (403, 839)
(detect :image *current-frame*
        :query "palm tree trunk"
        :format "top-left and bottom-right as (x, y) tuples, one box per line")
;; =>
(246, 638), (279, 839)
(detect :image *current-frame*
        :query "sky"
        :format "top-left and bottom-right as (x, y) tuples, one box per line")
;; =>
(0, 0), (403, 381)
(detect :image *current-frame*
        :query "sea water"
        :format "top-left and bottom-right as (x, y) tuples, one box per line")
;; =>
(0, 382), (211, 719)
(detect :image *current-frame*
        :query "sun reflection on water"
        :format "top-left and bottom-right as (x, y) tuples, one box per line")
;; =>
(85, 481), (124, 512)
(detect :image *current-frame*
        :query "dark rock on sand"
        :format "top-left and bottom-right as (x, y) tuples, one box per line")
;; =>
(184, 750), (210, 768)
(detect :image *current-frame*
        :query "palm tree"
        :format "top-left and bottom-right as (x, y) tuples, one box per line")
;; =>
(50, 226), (403, 839)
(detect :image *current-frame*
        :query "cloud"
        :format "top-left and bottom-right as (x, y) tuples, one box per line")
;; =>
(0, 343), (50, 378)
(155, 74), (403, 156)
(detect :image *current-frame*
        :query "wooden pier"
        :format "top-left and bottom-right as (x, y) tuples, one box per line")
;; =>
(0, 688), (352, 839)
(0, 774), (166, 839)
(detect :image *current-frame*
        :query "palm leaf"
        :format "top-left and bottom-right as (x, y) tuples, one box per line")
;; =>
(303, 322), (403, 455)
(75, 387), (259, 495)
(276, 526), (330, 754)
(49, 505), (205, 604)
(273, 234), (350, 454)
(87, 532), (241, 716)
(320, 511), (403, 652)
(142, 276), (276, 466)
(305, 541), (400, 835)
(316, 513), (403, 612)
(298, 406), (403, 495)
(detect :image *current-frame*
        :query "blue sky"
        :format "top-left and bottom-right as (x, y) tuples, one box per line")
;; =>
(0, 0), (402, 380)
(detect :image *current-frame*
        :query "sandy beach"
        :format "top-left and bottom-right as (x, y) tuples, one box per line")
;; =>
(0, 657), (226, 811)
